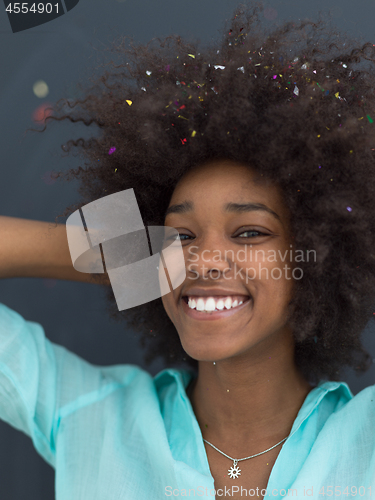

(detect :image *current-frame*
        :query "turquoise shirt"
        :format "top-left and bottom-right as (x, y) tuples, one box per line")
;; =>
(0, 300), (374, 499)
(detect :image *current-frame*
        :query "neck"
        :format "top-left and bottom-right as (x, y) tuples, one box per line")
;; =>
(188, 334), (313, 454)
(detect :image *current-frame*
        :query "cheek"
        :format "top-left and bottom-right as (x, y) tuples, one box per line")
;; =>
(255, 261), (295, 310)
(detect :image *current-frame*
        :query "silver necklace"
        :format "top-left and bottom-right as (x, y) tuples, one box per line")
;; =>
(186, 378), (289, 480)
(203, 436), (288, 479)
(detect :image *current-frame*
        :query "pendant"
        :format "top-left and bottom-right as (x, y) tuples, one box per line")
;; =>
(228, 459), (241, 479)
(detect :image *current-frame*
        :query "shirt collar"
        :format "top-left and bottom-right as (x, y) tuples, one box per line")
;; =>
(154, 368), (353, 479)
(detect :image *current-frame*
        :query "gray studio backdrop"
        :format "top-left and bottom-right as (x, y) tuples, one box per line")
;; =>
(1, 0), (375, 498)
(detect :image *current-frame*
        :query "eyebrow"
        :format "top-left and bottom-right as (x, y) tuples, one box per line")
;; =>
(164, 201), (281, 222)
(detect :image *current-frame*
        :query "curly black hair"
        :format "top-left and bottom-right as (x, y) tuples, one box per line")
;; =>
(32, 1), (375, 385)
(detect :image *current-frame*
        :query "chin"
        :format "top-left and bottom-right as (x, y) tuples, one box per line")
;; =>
(178, 332), (246, 363)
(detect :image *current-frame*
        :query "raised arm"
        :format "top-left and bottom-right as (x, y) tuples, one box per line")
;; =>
(0, 216), (110, 285)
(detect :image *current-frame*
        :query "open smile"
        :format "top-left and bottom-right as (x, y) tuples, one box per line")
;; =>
(180, 295), (252, 321)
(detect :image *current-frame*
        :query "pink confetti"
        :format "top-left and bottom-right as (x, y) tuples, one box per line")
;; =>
(108, 147), (116, 155)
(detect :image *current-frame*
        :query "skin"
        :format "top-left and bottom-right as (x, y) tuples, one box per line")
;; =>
(161, 159), (313, 487)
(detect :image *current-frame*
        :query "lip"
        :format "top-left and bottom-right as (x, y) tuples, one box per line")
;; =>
(180, 295), (253, 321)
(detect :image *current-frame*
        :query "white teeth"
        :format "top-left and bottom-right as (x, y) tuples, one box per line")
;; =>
(204, 298), (216, 312)
(224, 297), (232, 309)
(196, 298), (205, 311)
(187, 296), (247, 312)
(216, 299), (225, 310)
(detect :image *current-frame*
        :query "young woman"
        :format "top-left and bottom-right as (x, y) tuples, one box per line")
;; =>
(1, 1), (375, 498)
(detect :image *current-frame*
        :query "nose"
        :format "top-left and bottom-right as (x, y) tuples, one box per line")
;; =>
(185, 235), (232, 280)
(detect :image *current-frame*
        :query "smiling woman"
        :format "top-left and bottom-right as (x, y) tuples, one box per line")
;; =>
(4, 0), (375, 498)
(42, 0), (375, 387)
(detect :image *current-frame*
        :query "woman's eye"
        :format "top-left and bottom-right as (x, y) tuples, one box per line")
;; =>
(237, 230), (266, 238)
(167, 230), (267, 242)
(176, 233), (193, 241)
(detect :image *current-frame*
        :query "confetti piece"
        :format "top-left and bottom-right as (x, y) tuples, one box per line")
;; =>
(114, 168), (117, 172)
(126, 100), (132, 106)
(141, 87), (146, 92)
(108, 147), (116, 155)
(180, 138), (187, 145)
(146, 70), (152, 76)
(188, 54), (195, 58)
(191, 130), (197, 137)
(214, 65), (225, 70)
(237, 66), (245, 73)
(178, 115), (188, 120)
(347, 207), (352, 212)
(32, 102), (53, 123)
(33, 80), (49, 98)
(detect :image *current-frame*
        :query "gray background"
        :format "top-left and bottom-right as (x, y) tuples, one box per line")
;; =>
(0, 0), (374, 498)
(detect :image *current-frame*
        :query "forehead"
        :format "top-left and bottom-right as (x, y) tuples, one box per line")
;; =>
(170, 159), (284, 208)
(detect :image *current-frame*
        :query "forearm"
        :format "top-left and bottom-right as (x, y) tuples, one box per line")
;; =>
(0, 216), (110, 285)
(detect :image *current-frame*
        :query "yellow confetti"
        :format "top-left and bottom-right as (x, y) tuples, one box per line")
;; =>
(188, 54), (196, 58)
(334, 92), (340, 99)
(191, 130), (197, 137)
(115, 169), (117, 172)
(126, 100), (132, 106)
(178, 115), (188, 120)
